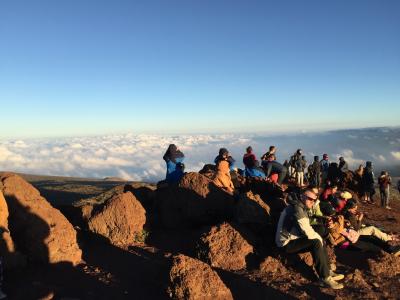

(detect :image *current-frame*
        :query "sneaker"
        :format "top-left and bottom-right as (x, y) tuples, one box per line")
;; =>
(0, 289), (7, 299)
(386, 206), (392, 210)
(319, 276), (344, 290)
(329, 271), (344, 281)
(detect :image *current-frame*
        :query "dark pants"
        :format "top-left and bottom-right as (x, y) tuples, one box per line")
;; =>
(349, 235), (391, 253)
(284, 238), (330, 279)
(278, 166), (287, 185)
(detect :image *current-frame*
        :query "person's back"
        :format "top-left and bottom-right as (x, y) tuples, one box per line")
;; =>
(213, 148), (235, 193)
(243, 146), (256, 169)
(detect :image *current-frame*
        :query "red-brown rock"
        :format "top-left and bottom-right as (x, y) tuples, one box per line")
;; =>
(1, 173), (82, 265)
(235, 191), (270, 226)
(197, 222), (253, 271)
(88, 191), (146, 246)
(168, 254), (233, 300)
(155, 172), (235, 228)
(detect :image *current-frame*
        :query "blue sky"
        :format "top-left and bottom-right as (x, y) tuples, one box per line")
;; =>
(1, 0), (399, 138)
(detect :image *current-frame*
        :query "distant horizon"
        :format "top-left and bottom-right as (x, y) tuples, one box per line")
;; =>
(1, 124), (399, 140)
(1, 127), (399, 181)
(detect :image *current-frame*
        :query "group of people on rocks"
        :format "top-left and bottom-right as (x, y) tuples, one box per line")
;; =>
(162, 143), (400, 290)
(276, 186), (400, 289)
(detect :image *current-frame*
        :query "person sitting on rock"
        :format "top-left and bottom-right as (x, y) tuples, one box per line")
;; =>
(243, 146), (256, 169)
(362, 161), (375, 204)
(262, 154), (287, 185)
(325, 202), (400, 256)
(320, 184), (338, 203)
(213, 148), (235, 193)
(275, 189), (344, 289)
(215, 149), (236, 172)
(244, 160), (266, 179)
(163, 144), (185, 184)
(343, 199), (399, 246)
(261, 145), (276, 161)
(331, 191), (352, 213)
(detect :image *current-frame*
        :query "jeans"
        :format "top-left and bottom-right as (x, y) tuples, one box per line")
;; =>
(284, 238), (330, 279)
(380, 188), (389, 207)
(358, 225), (391, 242)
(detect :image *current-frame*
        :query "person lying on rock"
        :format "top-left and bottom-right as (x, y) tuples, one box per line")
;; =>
(163, 144), (185, 184)
(343, 199), (400, 245)
(324, 202), (400, 256)
(213, 148), (235, 194)
(276, 189), (344, 289)
(261, 154), (287, 186)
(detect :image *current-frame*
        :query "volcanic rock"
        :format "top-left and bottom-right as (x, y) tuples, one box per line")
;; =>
(154, 172), (235, 228)
(197, 222), (253, 271)
(87, 191), (146, 246)
(168, 254), (233, 300)
(0, 173), (82, 265)
(234, 191), (270, 227)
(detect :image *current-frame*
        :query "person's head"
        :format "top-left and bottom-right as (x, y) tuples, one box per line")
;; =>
(219, 148), (229, 158)
(380, 170), (386, 176)
(357, 164), (363, 170)
(345, 199), (358, 214)
(329, 184), (338, 194)
(296, 149), (302, 155)
(323, 153), (328, 160)
(267, 154), (275, 161)
(269, 145), (276, 153)
(301, 189), (318, 209)
(168, 144), (177, 152)
(366, 161), (373, 168)
(339, 157), (344, 162)
(308, 184), (319, 195)
(314, 155), (319, 162)
(246, 146), (253, 154)
(301, 155), (306, 160)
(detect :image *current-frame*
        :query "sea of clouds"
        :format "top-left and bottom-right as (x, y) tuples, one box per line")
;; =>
(0, 127), (399, 182)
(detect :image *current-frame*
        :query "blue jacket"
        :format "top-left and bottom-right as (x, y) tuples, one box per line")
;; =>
(166, 157), (184, 183)
(245, 167), (266, 179)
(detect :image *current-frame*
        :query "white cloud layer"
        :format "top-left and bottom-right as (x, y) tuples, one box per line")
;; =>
(0, 128), (399, 182)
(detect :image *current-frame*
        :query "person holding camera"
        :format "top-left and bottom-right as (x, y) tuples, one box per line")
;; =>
(275, 189), (344, 289)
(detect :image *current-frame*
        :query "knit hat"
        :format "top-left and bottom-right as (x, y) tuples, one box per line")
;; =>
(340, 191), (352, 200)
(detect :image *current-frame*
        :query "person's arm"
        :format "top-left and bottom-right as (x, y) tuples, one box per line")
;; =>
(294, 206), (323, 244)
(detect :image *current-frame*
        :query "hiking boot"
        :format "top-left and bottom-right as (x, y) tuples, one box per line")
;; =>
(319, 276), (344, 289)
(329, 271), (344, 281)
(0, 289), (7, 299)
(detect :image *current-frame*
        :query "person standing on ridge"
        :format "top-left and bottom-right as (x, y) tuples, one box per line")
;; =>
(320, 154), (330, 187)
(378, 171), (392, 209)
(362, 161), (375, 204)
